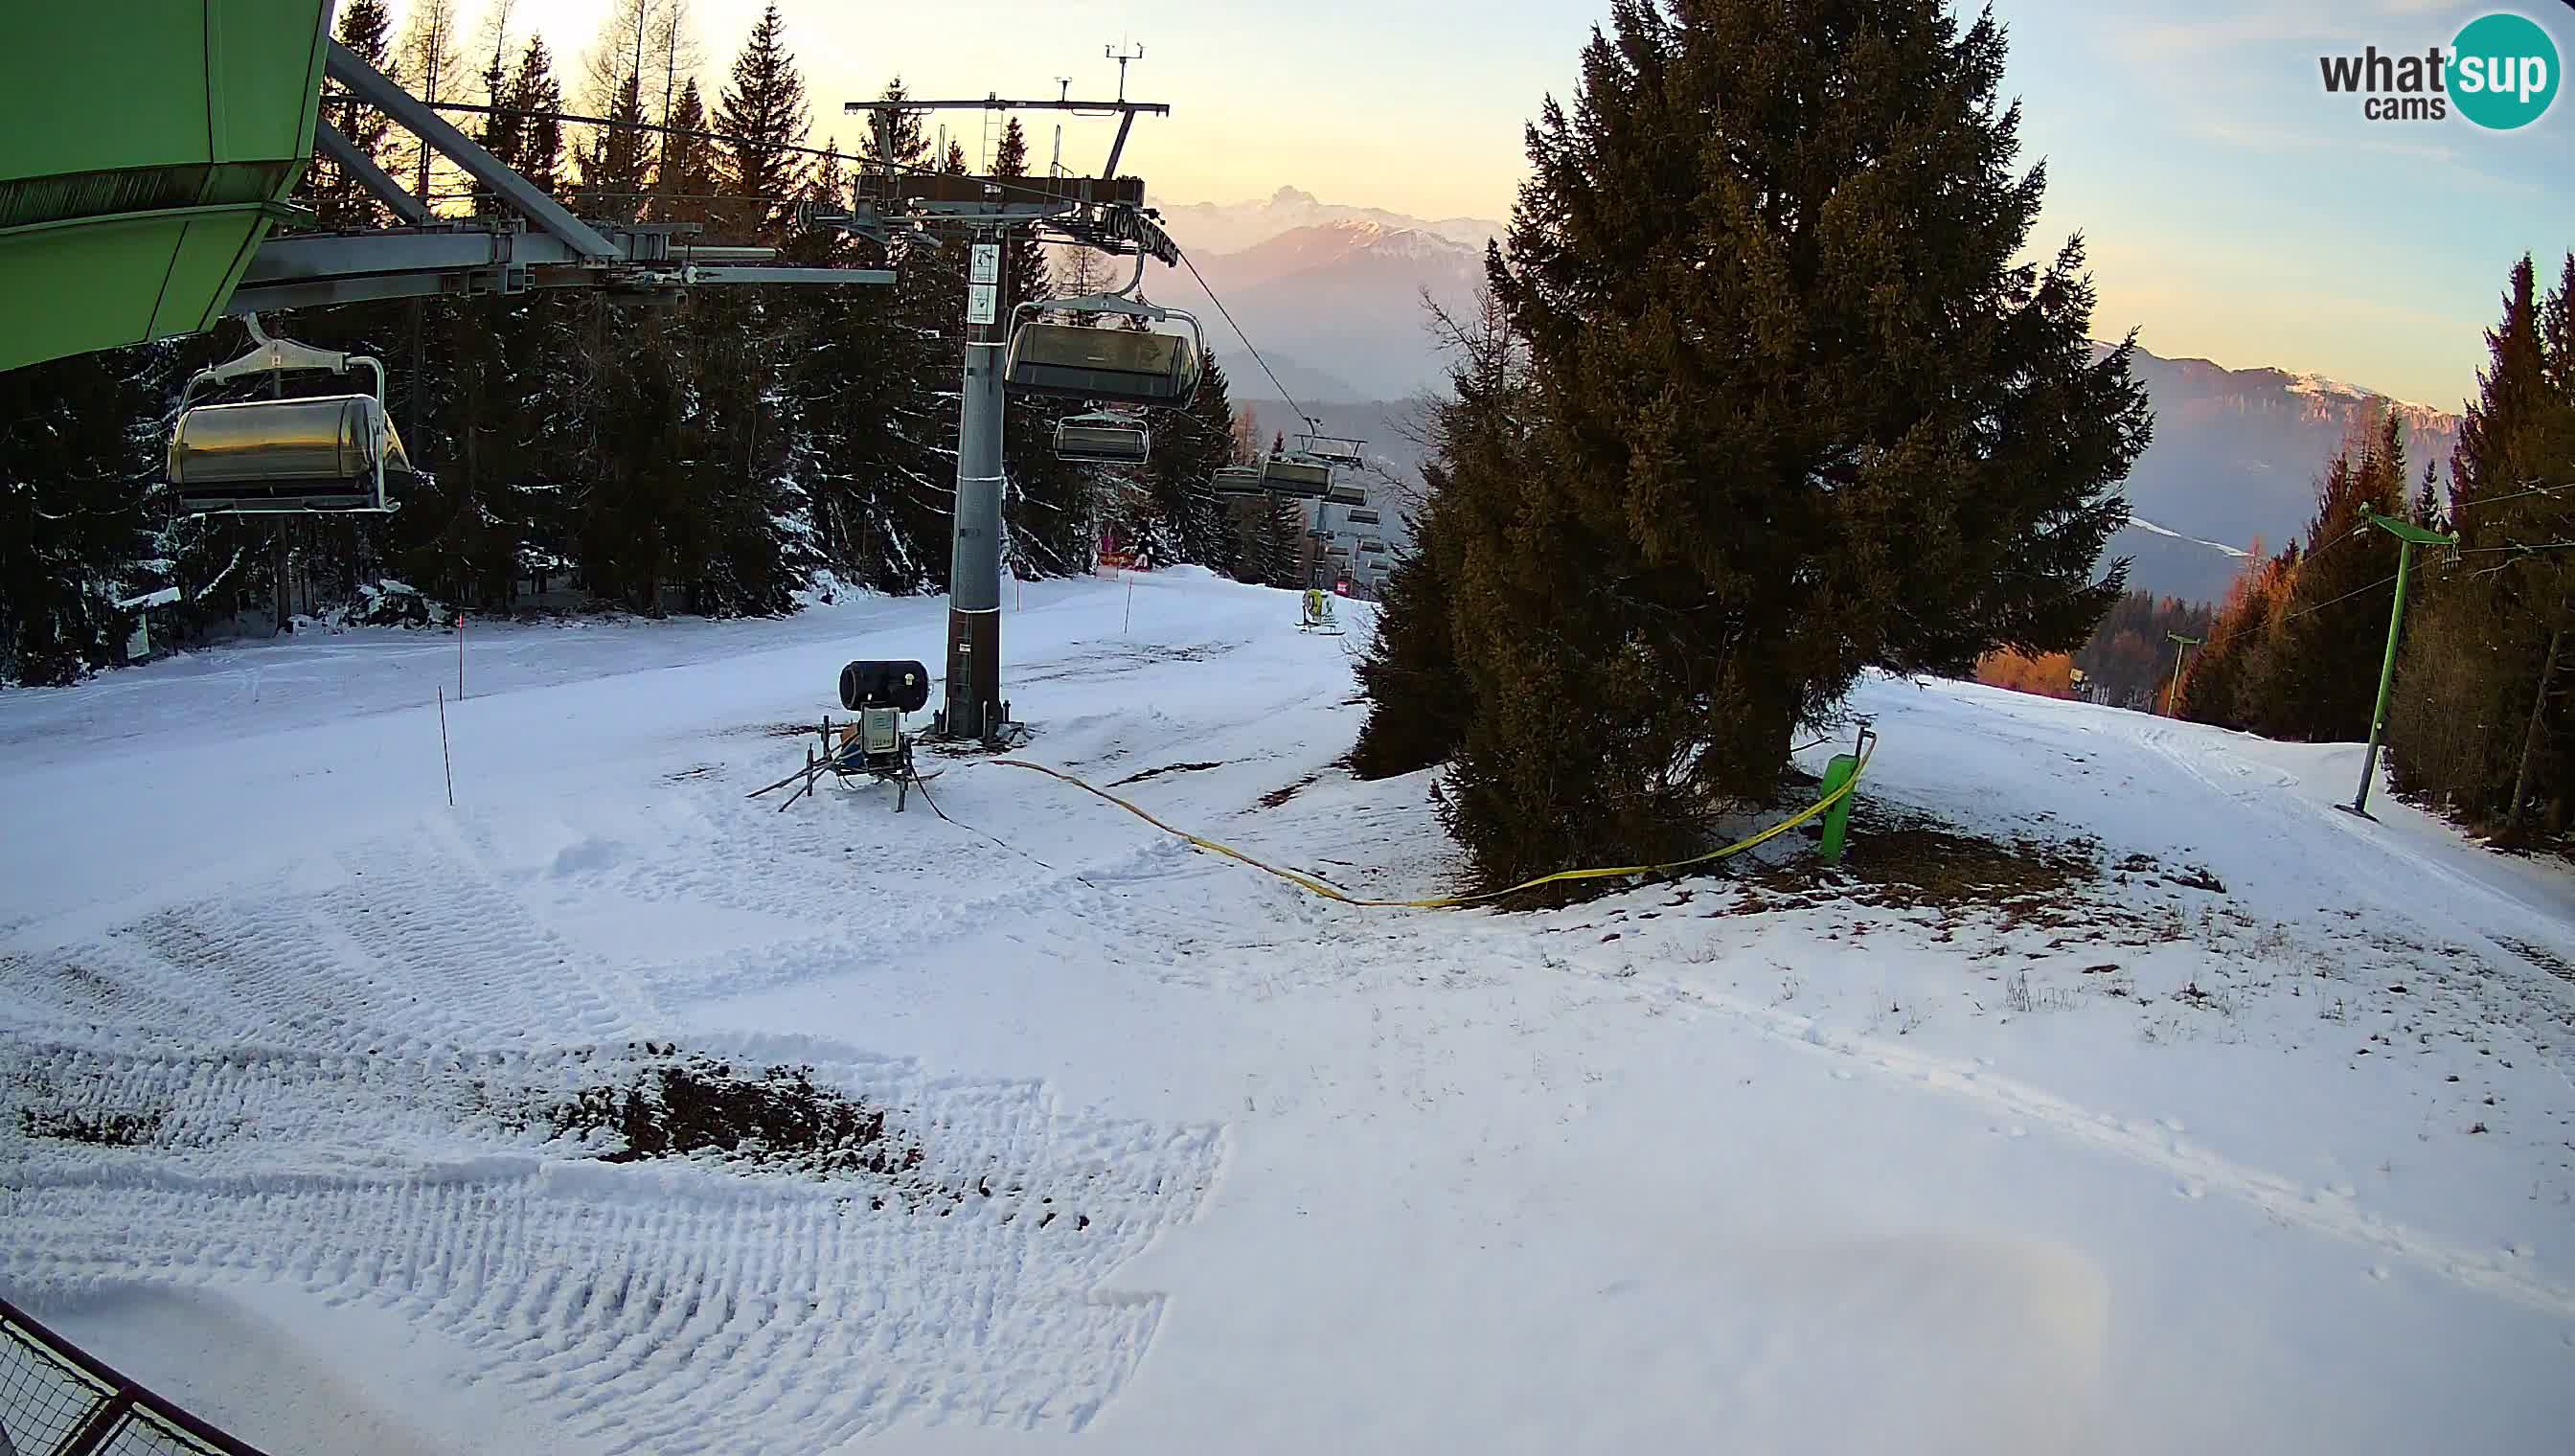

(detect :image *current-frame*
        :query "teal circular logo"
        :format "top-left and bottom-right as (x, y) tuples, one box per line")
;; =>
(2451, 12), (2560, 129)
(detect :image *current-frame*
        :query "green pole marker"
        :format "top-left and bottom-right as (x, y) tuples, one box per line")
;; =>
(2350, 512), (2457, 818)
(1818, 754), (1859, 864)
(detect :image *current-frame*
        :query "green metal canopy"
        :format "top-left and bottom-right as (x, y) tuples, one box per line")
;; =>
(0, 2), (332, 375)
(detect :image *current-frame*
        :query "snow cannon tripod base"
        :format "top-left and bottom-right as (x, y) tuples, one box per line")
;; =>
(746, 661), (941, 812)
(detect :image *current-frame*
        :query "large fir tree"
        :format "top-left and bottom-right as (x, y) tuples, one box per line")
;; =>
(1362, 0), (2150, 888)
(711, 4), (809, 243)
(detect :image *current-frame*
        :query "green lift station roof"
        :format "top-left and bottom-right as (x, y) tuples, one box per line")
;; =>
(0, 2), (333, 375)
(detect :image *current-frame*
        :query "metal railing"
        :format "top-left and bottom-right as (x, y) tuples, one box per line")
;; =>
(0, 1296), (276, 1456)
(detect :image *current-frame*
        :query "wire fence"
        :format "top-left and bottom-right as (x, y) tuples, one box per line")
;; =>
(0, 1298), (274, 1456)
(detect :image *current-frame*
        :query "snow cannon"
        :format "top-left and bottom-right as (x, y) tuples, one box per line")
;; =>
(839, 660), (932, 715)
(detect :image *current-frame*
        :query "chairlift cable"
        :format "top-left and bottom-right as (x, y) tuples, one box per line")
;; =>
(2278, 570), (2403, 622)
(1173, 244), (1309, 427)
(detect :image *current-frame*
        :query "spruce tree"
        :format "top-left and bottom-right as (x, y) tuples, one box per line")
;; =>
(1377, 0), (2150, 887)
(2252, 415), (2408, 740)
(508, 39), (567, 197)
(990, 117), (1105, 574)
(2177, 542), (2295, 730)
(1354, 286), (1523, 775)
(791, 90), (956, 592)
(711, 4), (810, 243)
(652, 80), (719, 228)
(2390, 252), (2575, 832)
(477, 13), (524, 178)
(576, 66), (653, 225)
(299, 0), (399, 229)
(1139, 353), (1243, 569)
(2412, 457), (2445, 532)
(0, 349), (158, 683)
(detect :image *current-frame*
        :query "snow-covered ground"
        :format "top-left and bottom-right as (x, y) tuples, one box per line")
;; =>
(3, 568), (2571, 1455)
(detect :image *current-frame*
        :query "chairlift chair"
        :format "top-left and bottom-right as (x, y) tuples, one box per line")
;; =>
(1211, 465), (1268, 498)
(1345, 507), (1379, 526)
(1259, 455), (1332, 499)
(1324, 480), (1366, 507)
(1054, 412), (1151, 465)
(1002, 283), (1206, 408)
(167, 320), (411, 514)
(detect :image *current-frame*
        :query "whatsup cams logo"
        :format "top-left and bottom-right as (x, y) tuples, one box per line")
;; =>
(2317, 10), (2562, 128)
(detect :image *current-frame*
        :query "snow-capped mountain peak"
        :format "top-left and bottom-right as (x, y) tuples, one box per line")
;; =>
(1157, 187), (1503, 257)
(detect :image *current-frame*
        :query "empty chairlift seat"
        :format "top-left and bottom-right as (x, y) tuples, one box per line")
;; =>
(1211, 465), (1268, 497)
(1325, 480), (1366, 506)
(168, 394), (412, 512)
(1260, 455), (1333, 498)
(1005, 323), (1200, 407)
(1345, 507), (1379, 525)
(1055, 418), (1151, 465)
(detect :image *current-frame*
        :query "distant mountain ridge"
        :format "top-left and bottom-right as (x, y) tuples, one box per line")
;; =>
(1150, 190), (2462, 603)
(1157, 185), (1503, 257)
(2099, 342), (2460, 602)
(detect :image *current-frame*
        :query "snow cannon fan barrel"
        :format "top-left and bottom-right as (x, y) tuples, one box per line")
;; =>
(839, 660), (932, 714)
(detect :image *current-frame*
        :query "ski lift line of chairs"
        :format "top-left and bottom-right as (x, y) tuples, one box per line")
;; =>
(1210, 425), (1370, 505)
(167, 323), (413, 514)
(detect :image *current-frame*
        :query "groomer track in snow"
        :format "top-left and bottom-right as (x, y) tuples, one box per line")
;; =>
(4, 568), (2572, 1454)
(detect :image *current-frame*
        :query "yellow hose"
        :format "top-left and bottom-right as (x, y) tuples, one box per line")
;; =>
(991, 738), (1872, 909)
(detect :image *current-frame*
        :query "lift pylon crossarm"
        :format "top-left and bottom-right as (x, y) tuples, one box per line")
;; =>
(313, 120), (435, 227)
(843, 98), (1170, 117)
(323, 39), (620, 261)
(232, 226), (895, 313)
(860, 172), (1142, 210)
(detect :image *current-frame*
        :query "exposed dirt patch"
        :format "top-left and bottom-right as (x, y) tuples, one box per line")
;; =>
(521, 1045), (925, 1180)
(1698, 806), (2272, 948)
(19, 1106), (168, 1147)
(1111, 760), (1223, 787)
(1835, 824), (2100, 909)
(1258, 772), (1324, 809)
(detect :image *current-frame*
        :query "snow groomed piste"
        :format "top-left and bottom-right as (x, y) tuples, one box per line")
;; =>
(4, 569), (2573, 1453)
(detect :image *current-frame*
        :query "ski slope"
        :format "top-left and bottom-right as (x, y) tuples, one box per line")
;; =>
(3, 568), (2570, 1455)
